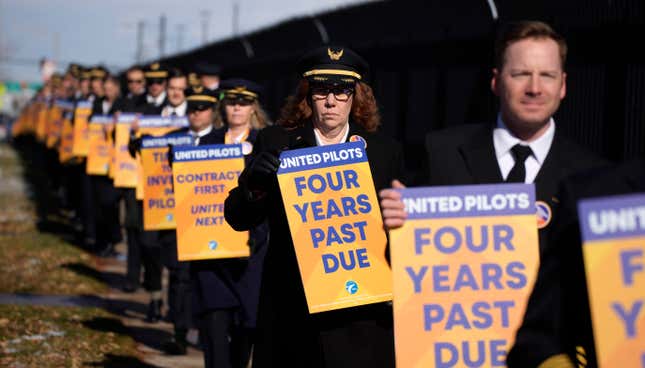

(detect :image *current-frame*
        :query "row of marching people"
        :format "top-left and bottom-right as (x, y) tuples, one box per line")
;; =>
(12, 60), (270, 366)
(12, 19), (637, 368)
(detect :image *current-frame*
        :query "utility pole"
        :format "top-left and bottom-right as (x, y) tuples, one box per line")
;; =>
(233, 1), (240, 37)
(201, 10), (211, 45)
(159, 14), (167, 58)
(176, 24), (186, 52)
(136, 20), (145, 64)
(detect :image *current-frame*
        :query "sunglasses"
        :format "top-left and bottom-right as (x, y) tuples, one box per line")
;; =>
(127, 79), (144, 84)
(187, 105), (212, 113)
(223, 97), (254, 106)
(147, 78), (165, 85)
(310, 85), (355, 102)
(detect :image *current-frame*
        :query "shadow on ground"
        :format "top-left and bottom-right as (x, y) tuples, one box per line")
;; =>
(85, 353), (161, 368)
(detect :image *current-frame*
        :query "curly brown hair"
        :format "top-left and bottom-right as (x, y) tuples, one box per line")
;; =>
(277, 79), (380, 132)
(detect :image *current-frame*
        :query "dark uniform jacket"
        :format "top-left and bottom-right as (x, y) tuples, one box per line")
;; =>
(224, 122), (403, 368)
(507, 158), (645, 368)
(188, 128), (269, 330)
(424, 123), (607, 250)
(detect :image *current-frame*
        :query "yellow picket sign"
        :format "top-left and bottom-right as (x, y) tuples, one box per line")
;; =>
(579, 194), (645, 368)
(35, 102), (48, 142)
(140, 134), (192, 230)
(58, 111), (75, 163)
(389, 183), (540, 368)
(112, 114), (138, 188)
(71, 100), (93, 157)
(277, 142), (392, 313)
(86, 115), (113, 175)
(172, 144), (249, 261)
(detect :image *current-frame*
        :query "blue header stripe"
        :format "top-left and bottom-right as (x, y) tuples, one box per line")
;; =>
(138, 115), (189, 127)
(76, 101), (92, 109)
(142, 134), (193, 148)
(276, 141), (367, 174)
(89, 115), (113, 124)
(117, 113), (137, 123)
(401, 183), (536, 219)
(579, 193), (645, 242)
(172, 143), (243, 162)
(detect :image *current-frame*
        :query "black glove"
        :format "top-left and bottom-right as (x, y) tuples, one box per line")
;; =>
(245, 150), (280, 193)
(128, 137), (141, 159)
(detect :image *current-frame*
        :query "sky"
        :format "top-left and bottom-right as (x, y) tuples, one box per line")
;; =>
(0, 0), (375, 83)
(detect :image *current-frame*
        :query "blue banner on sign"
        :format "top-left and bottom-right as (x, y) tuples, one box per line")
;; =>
(578, 193), (645, 242)
(76, 101), (92, 108)
(277, 141), (367, 174)
(89, 115), (113, 124)
(117, 113), (137, 123)
(401, 183), (536, 219)
(138, 115), (189, 128)
(142, 134), (193, 149)
(172, 144), (243, 162)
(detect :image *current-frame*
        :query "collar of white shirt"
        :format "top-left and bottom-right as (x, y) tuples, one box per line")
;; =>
(163, 101), (187, 117)
(493, 115), (555, 166)
(190, 124), (213, 138)
(314, 123), (350, 146)
(146, 91), (167, 106)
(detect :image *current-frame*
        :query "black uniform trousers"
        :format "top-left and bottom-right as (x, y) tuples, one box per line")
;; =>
(158, 229), (191, 334)
(91, 175), (122, 250)
(124, 188), (162, 291)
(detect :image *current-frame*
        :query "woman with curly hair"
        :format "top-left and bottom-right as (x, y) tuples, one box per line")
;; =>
(224, 46), (402, 367)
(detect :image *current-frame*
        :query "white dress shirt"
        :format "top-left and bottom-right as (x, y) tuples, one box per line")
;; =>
(162, 101), (187, 117)
(314, 123), (350, 146)
(146, 91), (167, 107)
(493, 115), (555, 183)
(190, 124), (213, 146)
(101, 100), (112, 114)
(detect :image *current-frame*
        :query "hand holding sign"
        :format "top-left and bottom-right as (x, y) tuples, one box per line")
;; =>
(246, 150), (281, 192)
(379, 179), (407, 230)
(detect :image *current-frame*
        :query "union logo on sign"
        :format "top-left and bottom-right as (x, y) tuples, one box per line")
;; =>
(345, 280), (358, 295)
(208, 240), (218, 250)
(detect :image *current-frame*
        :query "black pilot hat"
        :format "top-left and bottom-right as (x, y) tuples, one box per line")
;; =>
(220, 78), (262, 103)
(144, 62), (169, 83)
(80, 66), (92, 81)
(185, 85), (218, 111)
(90, 65), (109, 81)
(298, 46), (369, 85)
(66, 63), (82, 79)
(194, 62), (222, 77)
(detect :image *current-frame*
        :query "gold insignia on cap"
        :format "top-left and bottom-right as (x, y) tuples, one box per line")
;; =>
(194, 86), (204, 93)
(151, 62), (160, 70)
(328, 48), (344, 61)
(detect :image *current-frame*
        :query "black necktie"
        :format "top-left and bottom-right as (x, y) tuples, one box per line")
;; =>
(170, 110), (177, 117)
(506, 144), (533, 183)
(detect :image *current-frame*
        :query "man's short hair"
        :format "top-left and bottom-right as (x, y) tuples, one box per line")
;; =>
(167, 68), (186, 81)
(126, 65), (144, 75)
(494, 20), (567, 70)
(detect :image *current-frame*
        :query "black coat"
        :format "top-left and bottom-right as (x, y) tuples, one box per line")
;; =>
(120, 93), (148, 113)
(224, 122), (403, 368)
(189, 128), (269, 328)
(507, 159), (645, 368)
(424, 123), (607, 250)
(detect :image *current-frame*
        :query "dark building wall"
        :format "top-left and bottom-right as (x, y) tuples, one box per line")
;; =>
(161, 0), (645, 170)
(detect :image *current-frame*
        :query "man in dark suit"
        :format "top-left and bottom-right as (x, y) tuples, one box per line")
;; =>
(380, 20), (608, 368)
(138, 62), (169, 115)
(506, 159), (645, 368)
(380, 20), (606, 244)
(122, 65), (147, 111)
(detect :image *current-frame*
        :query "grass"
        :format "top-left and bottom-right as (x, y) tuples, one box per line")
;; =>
(0, 140), (106, 295)
(0, 304), (147, 367)
(0, 232), (107, 295)
(0, 140), (149, 366)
